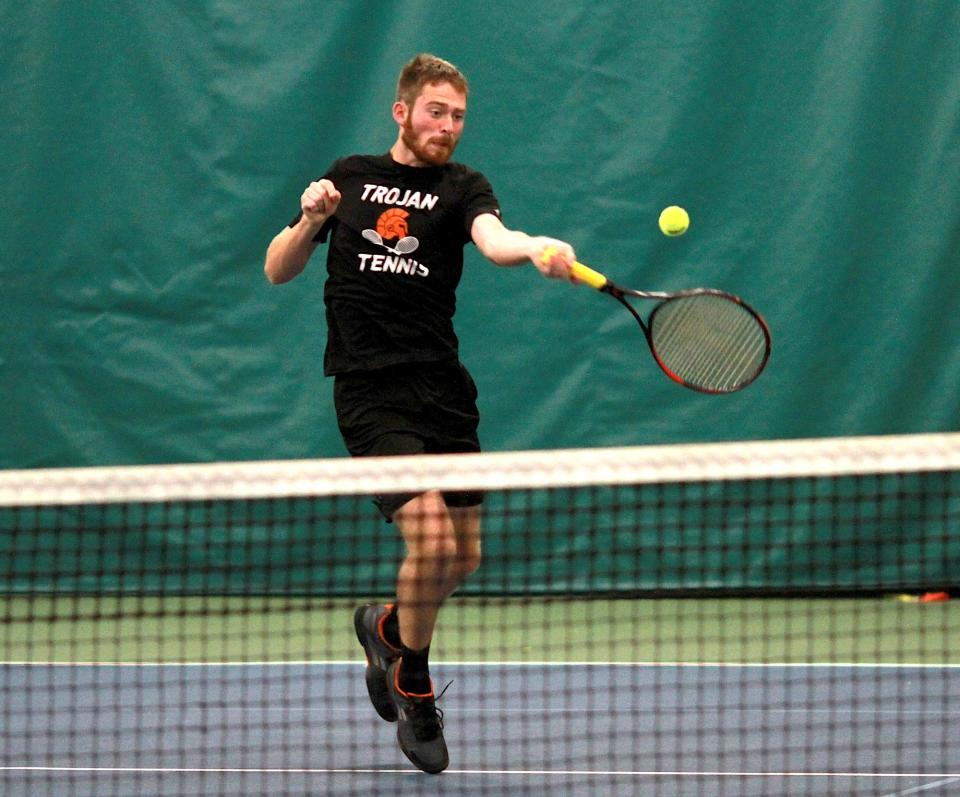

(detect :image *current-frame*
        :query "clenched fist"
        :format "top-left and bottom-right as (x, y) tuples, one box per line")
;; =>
(301, 179), (341, 224)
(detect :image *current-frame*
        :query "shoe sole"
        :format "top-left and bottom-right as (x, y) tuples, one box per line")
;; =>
(354, 605), (398, 722)
(397, 737), (449, 775)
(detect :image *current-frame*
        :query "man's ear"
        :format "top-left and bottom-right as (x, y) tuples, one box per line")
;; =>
(392, 100), (409, 127)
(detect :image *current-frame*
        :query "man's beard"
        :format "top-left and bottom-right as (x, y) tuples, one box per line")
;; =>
(402, 119), (458, 166)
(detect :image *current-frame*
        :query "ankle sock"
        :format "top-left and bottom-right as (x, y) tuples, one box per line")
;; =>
(398, 644), (431, 695)
(380, 604), (401, 649)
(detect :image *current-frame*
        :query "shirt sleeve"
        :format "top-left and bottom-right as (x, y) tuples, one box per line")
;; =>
(461, 170), (501, 242)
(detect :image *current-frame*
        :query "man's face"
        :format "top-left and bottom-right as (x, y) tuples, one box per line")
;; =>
(398, 82), (466, 166)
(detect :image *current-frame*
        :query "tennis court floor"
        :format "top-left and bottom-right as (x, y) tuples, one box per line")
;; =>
(3, 659), (958, 796)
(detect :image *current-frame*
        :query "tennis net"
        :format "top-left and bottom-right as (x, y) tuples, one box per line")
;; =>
(1, 433), (958, 796)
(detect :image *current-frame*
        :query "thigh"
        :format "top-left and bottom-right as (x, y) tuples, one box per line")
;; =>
(333, 361), (479, 455)
(393, 490), (455, 550)
(421, 362), (484, 509)
(333, 362), (484, 519)
(421, 361), (481, 455)
(333, 368), (424, 456)
(448, 505), (481, 559)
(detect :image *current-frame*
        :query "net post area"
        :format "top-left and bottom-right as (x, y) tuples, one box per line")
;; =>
(2, 433), (959, 796)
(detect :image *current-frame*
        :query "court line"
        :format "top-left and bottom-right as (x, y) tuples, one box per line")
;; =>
(205, 706), (960, 717)
(3, 766), (960, 779)
(880, 777), (960, 796)
(4, 705), (953, 718)
(3, 660), (959, 668)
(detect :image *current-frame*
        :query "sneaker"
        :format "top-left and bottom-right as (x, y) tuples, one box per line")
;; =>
(353, 603), (401, 722)
(386, 659), (449, 774)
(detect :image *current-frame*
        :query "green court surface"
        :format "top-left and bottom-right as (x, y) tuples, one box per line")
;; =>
(3, 597), (957, 665)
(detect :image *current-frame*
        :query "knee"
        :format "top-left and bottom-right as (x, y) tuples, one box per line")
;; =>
(408, 529), (459, 570)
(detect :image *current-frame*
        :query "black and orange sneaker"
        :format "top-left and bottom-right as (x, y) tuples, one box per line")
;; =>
(385, 659), (449, 774)
(353, 603), (401, 722)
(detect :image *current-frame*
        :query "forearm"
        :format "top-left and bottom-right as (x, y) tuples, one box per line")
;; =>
(470, 213), (575, 279)
(476, 227), (538, 266)
(264, 217), (324, 284)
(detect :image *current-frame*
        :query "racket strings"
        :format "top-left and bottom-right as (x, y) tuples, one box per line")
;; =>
(659, 304), (764, 386)
(657, 300), (765, 387)
(650, 295), (768, 391)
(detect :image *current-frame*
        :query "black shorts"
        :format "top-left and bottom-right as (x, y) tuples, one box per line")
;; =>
(333, 360), (484, 520)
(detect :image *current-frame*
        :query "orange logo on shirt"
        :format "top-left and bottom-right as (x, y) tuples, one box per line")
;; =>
(376, 208), (409, 241)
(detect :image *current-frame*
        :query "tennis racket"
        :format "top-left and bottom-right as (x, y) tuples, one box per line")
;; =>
(554, 254), (771, 393)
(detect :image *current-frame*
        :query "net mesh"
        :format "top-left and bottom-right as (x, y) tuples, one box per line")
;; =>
(2, 434), (958, 796)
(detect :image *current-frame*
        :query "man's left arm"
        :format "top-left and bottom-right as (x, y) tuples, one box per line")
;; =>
(471, 212), (575, 280)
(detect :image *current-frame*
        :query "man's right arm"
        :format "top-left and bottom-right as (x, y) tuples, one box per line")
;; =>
(264, 217), (323, 284)
(264, 179), (341, 284)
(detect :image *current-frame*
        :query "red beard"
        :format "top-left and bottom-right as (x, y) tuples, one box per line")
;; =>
(401, 119), (458, 166)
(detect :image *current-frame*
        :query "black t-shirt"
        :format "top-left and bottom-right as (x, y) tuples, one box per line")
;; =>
(289, 153), (500, 375)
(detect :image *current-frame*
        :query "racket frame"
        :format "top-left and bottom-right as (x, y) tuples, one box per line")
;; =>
(569, 262), (771, 394)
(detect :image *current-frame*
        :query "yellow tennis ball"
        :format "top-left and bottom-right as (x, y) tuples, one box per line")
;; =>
(659, 205), (689, 236)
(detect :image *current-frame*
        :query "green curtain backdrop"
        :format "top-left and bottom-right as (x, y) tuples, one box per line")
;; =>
(2, 1), (960, 469)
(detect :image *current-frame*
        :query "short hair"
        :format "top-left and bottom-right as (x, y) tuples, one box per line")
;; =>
(395, 53), (469, 106)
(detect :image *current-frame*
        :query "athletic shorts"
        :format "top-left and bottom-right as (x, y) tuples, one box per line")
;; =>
(333, 360), (484, 521)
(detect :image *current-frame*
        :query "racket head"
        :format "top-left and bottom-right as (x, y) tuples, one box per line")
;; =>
(393, 236), (419, 255)
(645, 290), (771, 393)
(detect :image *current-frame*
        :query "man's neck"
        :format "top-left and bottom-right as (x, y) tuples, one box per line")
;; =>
(389, 140), (428, 168)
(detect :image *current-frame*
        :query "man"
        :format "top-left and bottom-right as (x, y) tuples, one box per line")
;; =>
(264, 53), (575, 774)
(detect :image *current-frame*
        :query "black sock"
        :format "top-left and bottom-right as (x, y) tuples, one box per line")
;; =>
(398, 644), (431, 695)
(381, 605), (401, 649)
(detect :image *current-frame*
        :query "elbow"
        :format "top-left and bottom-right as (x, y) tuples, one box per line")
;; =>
(264, 260), (282, 284)
(264, 255), (306, 285)
(264, 259), (304, 285)
(264, 230), (311, 284)
(264, 239), (280, 284)
(263, 242), (294, 284)
(475, 236), (508, 266)
(475, 243), (496, 264)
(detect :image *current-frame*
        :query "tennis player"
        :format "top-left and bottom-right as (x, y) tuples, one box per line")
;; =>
(265, 53), (575, 774)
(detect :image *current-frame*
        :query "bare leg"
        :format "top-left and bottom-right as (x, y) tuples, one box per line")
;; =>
(393, 491), (481, 650)
(448, 503), (482, 587)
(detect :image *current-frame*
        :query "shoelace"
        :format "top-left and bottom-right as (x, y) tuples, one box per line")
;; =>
(407, 680), (453, 741)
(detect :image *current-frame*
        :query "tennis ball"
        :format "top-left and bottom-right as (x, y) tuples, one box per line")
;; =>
(894, 594), (919, 603)
(659, 206), (689, 236)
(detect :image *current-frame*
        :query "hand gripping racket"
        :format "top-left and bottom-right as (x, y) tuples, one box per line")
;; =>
(545, 250), (771, 393)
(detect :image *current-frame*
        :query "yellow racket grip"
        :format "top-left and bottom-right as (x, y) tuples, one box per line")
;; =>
(539, 246), (609, 290)
(569, 261), (608, 290)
